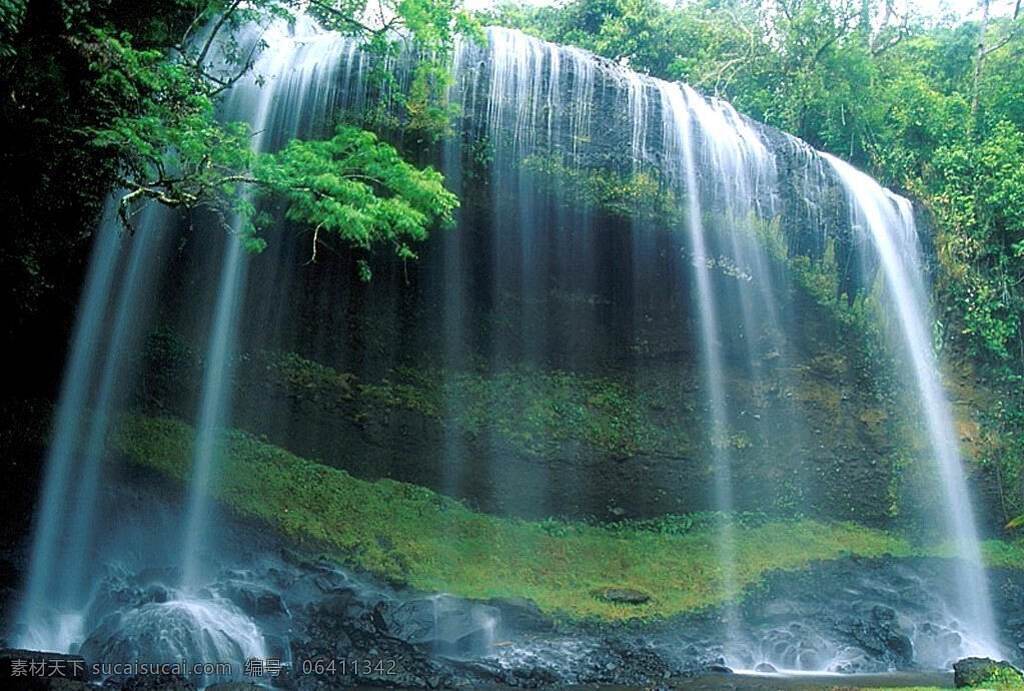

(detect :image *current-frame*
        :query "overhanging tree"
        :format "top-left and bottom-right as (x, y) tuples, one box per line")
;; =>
(79, 0), (469, 269)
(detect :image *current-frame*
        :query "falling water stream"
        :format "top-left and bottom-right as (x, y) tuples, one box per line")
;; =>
(658, 81), (742, 647)
(12, 17), (1001, 679)
(17, 211), (136, 653)
(824, 153), (999, 654)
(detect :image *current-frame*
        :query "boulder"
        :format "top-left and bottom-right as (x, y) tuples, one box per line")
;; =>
(484, 596), (554, 634)
(953, 657), (1024, 688)
(316, 587), (368, 620)
(118, 673), (196, 690)
(219, 580), (288, 617)
(832, 602), (915, 668)
(595, 588), (651, 605)
(79, 599), (264, 686)
(386, 595), (500, 655)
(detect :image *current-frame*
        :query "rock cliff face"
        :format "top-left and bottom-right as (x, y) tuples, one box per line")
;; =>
(134, 25), (953, 529)
(446, 27), (880, 292)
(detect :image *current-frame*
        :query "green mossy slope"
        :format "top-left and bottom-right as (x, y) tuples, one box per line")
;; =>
(113, 414), (1024, 621)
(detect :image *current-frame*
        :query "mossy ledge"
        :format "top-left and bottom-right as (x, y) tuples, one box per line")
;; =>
(113, 414), (1024, 622)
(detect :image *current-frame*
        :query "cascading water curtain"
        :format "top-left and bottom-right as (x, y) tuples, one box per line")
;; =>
(13, 16), (1001, 678)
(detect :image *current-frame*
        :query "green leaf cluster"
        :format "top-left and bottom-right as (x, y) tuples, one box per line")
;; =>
(28, 0), (473, 273)
(257, 126), (457, 261)
(0, 0), (26, 59)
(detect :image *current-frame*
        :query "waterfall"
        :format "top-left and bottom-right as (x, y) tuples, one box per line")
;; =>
(12, 17), (1000, 673)
(16, 211), (120, 651)
(180, 24), (278, 591)
(179, 14), (351, 587)
(13, 15), (350, 665)
(15, 205), (173, 652)
(178, 231), (248, 590)
(61, 206), (172, 602)
(824, 153), (999, 655)
(658, 80), (742, 646)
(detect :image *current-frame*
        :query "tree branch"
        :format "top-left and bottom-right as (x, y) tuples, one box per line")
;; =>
(307, 222), (324, 264)
(195, 0), (244, 72)
(972, 0), (991, 133)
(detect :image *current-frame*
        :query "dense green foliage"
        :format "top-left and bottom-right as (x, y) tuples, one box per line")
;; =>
(484, 0), (1024, 527)
(0, 0), (473, 402)
(255, 126), (457, 263)
(83, 0), (463, 261)
(0, 0), (466, 333)
(0, 1), (25, 59)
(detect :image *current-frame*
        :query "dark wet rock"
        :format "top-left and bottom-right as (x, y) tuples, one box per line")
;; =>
(105, 673), (196, 690)
(290, 591), (462, 689)
(886, 631), (914, 660)
(11, 476), (1024, 690)
(595, 587), (651, 605)
(452, 658), (561, 689)
(386, 595), (500, 655)
(484, 596), (554, 634)
(557, 636), (675, 685)
(82, 570), (179, 632)
(953, 657), (1024, 688)
(730, 555), (1013, 672)
(142, 584), (170, 604)
(497, 666), (561, 688)
(833, 605), (914, 666)
(80, 597), (265, 689)
(754, 662), (777, 673)
(220, 580), (289, 617)
(316, 587), (366, 621)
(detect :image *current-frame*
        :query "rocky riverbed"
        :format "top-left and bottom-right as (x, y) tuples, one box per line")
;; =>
(2, 468), (1024, 690)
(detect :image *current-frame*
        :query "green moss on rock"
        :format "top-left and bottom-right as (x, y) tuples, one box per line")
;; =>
(266, 356), (696, 461)
(953, 657), (1024, 689)
(379, 365), (692, 459)
(113, 413), (941, 621)
(520, 153), (680, 222)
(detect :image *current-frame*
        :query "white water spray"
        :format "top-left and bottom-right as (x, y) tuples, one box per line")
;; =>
(824, 153), (999, 656)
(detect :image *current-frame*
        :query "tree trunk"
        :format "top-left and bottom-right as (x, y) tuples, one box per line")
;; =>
(971, 0), (991, 135)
